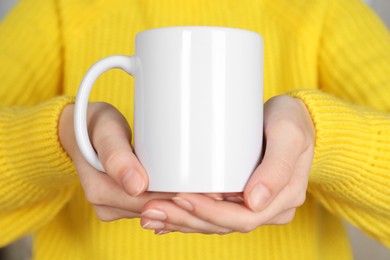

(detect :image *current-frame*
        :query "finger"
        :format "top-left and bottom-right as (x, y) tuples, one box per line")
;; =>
(221, 192), (242, 198)
(245, 164), (307, 224)
(244, 119), (306, 212)
(142, 219), (223, 235)
(155, 223), (231, 235)
(77, 160), (173, 210)
(249, 165), (307, 224)
(250, 146), (310, 218)
(143, 222), (213, 235)
(169, 156), (309, 233)
(218, 192), (244, 203)
(93, 205), (140, 222)
(141, 199), (231, 234)
(173, 190), (302, 233)
(224, 197), (244, 203)
(172, 194), (263, 233)
(204, 193), (224, 200)
(98, 135), (147, 196)
(90, 103), (148, 196)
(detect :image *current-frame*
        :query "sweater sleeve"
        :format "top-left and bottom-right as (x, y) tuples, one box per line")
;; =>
(289, 0), (390, 246)
(0, 0), (78, 246)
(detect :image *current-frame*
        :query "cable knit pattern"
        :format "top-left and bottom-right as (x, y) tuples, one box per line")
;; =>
(0, 0), (389, 259)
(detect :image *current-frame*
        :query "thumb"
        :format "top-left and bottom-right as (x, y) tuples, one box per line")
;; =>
(243, 95), (313, 212)
(244, 122), (305, 212)
(90, 103), (148, 196)
(244, 110), (306, 211)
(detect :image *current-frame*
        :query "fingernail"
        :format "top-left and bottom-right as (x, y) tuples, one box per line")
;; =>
(172, 197), (193, 211)
(217, 229), (233, 235)
(122, 171), (145, 196)
(225, 196), (244, 203)
(142, 221), (165, 230)
(142, 209), (167, 221)
(155, 230), (170, 235)
(249, 183), (271, 212)
(207, 193), (224, 200)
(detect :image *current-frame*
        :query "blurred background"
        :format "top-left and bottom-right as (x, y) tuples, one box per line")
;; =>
(0, 0), (389, 259)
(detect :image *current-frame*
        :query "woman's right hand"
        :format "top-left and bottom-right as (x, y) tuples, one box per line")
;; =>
(59, 102), (174, 221)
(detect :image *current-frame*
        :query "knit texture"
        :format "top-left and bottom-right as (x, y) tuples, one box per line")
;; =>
(0, 0), (389, 259)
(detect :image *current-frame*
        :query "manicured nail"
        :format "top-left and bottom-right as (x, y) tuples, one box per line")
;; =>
(207, 193), (224, 200)
(172, 197), (193, 211)
(248, 183), (272, 212)
(122, 171), (145, 196)
(225, 196), (244, 203)
(210, 195), (224, 201)
(155, 230), (170, 235)
(142, 221), (165, 230)
(217, 229), (233, 235)
(142, 209), (167, 221)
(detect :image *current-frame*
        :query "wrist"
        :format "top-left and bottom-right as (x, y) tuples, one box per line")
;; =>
(59, 104), (77, 160)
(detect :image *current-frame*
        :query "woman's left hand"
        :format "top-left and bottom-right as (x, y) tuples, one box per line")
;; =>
(140, 95), (315, 235)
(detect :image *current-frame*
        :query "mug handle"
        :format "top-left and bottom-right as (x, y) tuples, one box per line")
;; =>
(74, 55), (136, 172)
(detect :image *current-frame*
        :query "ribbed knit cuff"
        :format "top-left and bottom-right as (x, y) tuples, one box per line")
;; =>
(0, 96), (77, 210)
(288, 89), (390, 245)
(288, 89), (389, 184)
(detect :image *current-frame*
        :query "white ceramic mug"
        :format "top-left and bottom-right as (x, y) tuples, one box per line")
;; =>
(75, 26), (263, 192)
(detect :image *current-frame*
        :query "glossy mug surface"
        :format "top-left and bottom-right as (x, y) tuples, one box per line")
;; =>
(74, 26), (263, 192)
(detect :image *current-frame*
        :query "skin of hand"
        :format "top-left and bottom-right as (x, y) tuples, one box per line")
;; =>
(59, 102), (175, 221)
(139, 95), (315, 234)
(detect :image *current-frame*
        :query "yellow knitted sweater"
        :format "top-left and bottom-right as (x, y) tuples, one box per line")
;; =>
(0, 0), (389, 259)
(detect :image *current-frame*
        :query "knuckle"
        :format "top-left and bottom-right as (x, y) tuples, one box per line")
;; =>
(268, 119), (306, 149)
(89, 102), (114, 117)
(142, 200), (162, 212)
(91, 102), (127, 126)
(267, 118), (292, 135)
(94, 207), (116, 222)
(84, 185), (104, 205)
(289, 126), (306, 148)
(103, 149), (134, 181)
(294, 191), (307, 208)
(272, 209), (296, 225)
(172, 217), (189, 228)
(274, 158), (294, 183)
(93, 101), (113, 109)
(266, 163), (293, 194)
(82, 178), (110, 206)
(239, 220), (258, 233)
(283, 210), (296, 224)
(85, 189), (105, 205)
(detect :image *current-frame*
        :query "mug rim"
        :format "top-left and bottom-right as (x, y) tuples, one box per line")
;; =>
(136, 26), (262, 40)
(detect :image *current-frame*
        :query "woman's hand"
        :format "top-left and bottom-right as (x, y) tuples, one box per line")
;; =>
(59, 102), (174, 221)
(140, 95), (315, 234)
